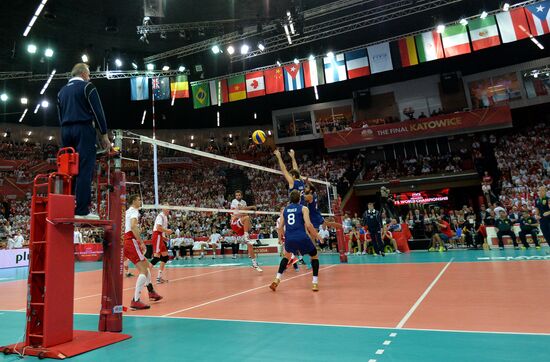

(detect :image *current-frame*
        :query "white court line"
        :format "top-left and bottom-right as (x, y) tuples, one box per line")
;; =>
(389, 332), (397, 337)
(383, 340), (391, 345)
(375, 349), (384, 355)
(162, 264), (338, 317)
(395, 258), (454, 329)
(12, 268), (243, 312)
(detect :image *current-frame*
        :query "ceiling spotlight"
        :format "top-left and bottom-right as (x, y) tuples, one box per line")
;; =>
(533, 72), (539, 78)
(436, 24), (446, 33)
(211, 45), (220, 54)
(293, 58), (299, 64)
(258, 43), (265, 51)
(41, 100), (49, 108)
(27, 44), (37, 54)
(44, 48), (54, 57)
(81, 54), (88, 62)
(28, 131), (32, 136)
(160, 32), (167, 39)
(0, 94), (7, 102)
(162, 65), (170, 71)
(147, 63), (154, 70)
(115, 58), (122, 67)
(240, 44), (250, 55)
(480, 11), (488, 19)
(326, 51), (334, 58)
(132, 62), (138, 69)
(48, 136), (54, 141)
(227, 45), (235, 55)
(460, 18), (468, 26)
(502, 2), (510, 11)
(21, 97), (28, 105)
(178, 65), (185, 72)
(276, 60), (281, 66)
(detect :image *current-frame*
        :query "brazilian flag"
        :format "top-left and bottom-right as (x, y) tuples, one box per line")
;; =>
(192, 82), (210, 109)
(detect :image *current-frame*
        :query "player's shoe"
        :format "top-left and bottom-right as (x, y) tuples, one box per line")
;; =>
(125, 272), (134, 277)
(148, 291), (163, 301)
(428, 247), (435, 252)
(156, 277), (168, 284)
(293, 263), (299, 272)
(232, 254), (237, 259)
(536, 246), (541, 249)
(269, 278), (280, 291)
(198, 254), (204, 260)
(287, 256), (299, 266)
(252, 264), (263, 272)
(130, 299), (150, 310)
(299, 259), (306, 265)
(312, 283), (319, 292)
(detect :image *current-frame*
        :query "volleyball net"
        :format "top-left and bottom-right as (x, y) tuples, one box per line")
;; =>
(116, 130), (336, 236)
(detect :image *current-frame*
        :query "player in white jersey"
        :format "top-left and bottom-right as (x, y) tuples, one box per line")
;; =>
(123, 195), (162, 310)
(199, 228), (222, 259)
(230, 190), (262, 272)
(150, 209), (173, 283)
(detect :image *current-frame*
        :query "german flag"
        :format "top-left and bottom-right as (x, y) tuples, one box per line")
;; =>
(391, 36), (419, 68)
(170, 75), (189, 98)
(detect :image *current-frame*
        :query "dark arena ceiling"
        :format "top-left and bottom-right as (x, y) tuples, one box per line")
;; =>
(0, 0), (548, 130)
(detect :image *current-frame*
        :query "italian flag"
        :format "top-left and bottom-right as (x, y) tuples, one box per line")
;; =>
(228, 75), (246, 102)
(495, 8), (530, 43)
(415, 30), (444, 62)
(442, 24), (471, 57)
(469, 16), (501, 51)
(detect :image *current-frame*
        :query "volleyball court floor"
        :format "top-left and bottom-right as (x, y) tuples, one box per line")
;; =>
(1, 249), (550, 361)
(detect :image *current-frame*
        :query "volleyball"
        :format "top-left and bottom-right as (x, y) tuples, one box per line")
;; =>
(252, 130), (267, 144)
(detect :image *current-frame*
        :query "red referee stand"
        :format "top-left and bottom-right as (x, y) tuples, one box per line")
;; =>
(1, 143), (130, 359)
(332, 196), (348, 263)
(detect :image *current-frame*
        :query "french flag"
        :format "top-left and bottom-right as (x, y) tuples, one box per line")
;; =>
(345, 49), (370, 79)
(283, 64), (305, 91)
(525, 1), (550, 36)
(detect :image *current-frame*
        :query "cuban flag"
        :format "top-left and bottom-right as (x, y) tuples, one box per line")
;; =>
(283, 64), (304, 91)
(323, 53), (347, 84)
(525, 1), (550, 35)
(345, 49), (370, 79)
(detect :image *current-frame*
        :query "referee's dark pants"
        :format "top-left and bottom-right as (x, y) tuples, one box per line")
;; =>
(61, 123), (96, 216)
(540, 218), (550, 247)
(370, 229), (384, 254)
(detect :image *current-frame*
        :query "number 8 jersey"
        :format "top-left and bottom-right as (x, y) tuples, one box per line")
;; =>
(284, 203), (308, 241)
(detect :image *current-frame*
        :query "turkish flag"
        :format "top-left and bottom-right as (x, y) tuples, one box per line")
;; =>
(245, 71), (266, 98)
(264, 67), (285, 94)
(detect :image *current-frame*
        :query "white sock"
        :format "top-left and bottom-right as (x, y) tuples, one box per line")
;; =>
(157, 269), (163, 279)
(312, 276), (318, 284)
(134, 274), (147, 301)
(276, 273), (282, 280)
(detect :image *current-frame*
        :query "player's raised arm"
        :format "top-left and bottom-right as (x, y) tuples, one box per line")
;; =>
(289, 149), (300, 174)
(274, 148), (294, 188)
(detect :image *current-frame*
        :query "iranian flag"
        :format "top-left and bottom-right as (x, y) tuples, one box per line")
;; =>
(228, 75), (246, 102)
(441, 24), (471, 57)
(495, 8), (530, 43)
(415, 30), (444, 62)
(245, 71), (266, 98)
(469, 15), (501, 51)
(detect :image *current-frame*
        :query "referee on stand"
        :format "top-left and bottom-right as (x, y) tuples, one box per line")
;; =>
(57, 63), (111, 219)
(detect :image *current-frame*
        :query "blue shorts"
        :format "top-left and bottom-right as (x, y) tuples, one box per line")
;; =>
(438, 233), (450, 242)
(285, 238), (316, 256)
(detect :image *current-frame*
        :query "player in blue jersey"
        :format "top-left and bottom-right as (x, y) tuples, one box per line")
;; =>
(270, 190), (322, 292)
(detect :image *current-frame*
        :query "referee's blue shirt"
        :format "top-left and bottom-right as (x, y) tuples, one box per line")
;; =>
(57, 77), (108, 134)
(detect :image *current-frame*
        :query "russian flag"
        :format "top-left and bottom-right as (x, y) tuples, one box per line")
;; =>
(323, 53), (347, 84)
(345, 49), (370, 79)
(283, 64), (304, 91)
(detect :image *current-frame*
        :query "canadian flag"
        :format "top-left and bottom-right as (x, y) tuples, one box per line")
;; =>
(245, 71), (266, 98)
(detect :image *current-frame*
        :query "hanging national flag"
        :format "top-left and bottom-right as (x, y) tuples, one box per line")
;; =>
(323, 53), (347, 84)
(469, 16), (501, 51)
(525, 1), (550, 36)
(152, 77), (170, 100)
(264, 67), (285, 94)
(390, 36), (419, 68)
(228, 75), (246, 102)
(345, 49), (370, 79)
(367, 42), (393, 74)
(441, 24), (471, 57)
(209, 79), (229, 106)
(245, 71), (266, 98)
(415, 30), (444, 62)
(169, 75), (189, 99)
(191, 82), (210, 109)
(496, 8), (530, 43)
(130, 76), (149, 101)
(283, 64), (305, 91)
(302, 58), (325, 88)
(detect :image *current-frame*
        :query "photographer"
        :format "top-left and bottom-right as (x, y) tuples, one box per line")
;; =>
(429, 216), (452, 252)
